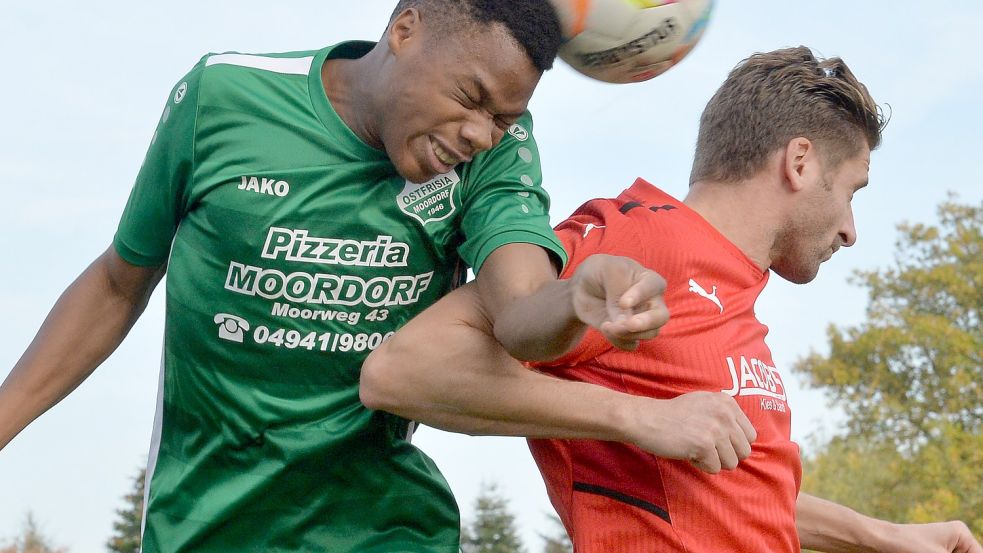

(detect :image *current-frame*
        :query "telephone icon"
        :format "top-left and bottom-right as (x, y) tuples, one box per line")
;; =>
(214, 313), (250, 343)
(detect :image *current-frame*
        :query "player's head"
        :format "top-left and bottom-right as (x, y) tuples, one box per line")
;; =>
(691, 46), (883, 185)
(378, 0), (562, 183)
(691, 46), (886, 283)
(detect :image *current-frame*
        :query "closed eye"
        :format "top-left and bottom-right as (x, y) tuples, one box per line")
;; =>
(459, 91), (479, 108)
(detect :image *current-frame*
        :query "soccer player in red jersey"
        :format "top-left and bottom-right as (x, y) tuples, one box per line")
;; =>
(366, 47), (982, 552)
(525, 47), (981, 553)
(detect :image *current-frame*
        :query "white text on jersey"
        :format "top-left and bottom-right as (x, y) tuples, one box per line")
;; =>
(721, 355), (787, 401)
(224, 261), (433, 308)
(238, 176), (290, 197)
(262, 227), (409, 268)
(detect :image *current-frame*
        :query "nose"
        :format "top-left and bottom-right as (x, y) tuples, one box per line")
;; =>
(839, 205), (858, 248)
(460, 111), (498, 155)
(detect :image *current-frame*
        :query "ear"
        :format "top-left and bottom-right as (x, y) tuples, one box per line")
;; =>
(783, 137), (821, 192)
(387, 9), (421, 56)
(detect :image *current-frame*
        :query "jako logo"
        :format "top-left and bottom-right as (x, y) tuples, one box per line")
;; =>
(174, 82), (188, 104)
(238, 176), (290, 197)
(507, 123), (529, 141)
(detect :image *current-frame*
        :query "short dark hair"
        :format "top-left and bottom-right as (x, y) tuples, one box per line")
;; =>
(390, 0), (562, 72)
(691, 46), (887, 184)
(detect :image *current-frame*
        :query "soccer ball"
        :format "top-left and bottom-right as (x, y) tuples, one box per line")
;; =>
(550, 0), (715, 83)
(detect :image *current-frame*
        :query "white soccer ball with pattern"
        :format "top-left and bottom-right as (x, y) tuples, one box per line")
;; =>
(550, 0), (714, 83)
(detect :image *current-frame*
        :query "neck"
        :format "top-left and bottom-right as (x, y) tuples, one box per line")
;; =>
(321, 46), (385, 149)
(683, 173), (786, 272)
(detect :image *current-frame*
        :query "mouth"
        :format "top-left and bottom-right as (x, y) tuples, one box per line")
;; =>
(428, 137), (463, 173)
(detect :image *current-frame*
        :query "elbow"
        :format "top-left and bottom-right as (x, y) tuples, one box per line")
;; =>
(492, 324), (525, 361)
(493, 323), (562, 363)
(359, 344), (402, 413)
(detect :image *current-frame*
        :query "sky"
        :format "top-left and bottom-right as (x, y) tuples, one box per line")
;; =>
(1, 1), (982, 551)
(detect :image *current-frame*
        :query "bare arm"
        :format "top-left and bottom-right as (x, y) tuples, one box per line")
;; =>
(0, 245), (164, 450)
(361, 283), (755, 473)
(797, 492), (982, 553)
(475, 243), (669, 361)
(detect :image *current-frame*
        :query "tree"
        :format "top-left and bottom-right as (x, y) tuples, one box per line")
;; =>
(0, 513), (68, 553)
(539, 513), (572, 553)
(106, 468), (145, 553)
(796, 197), (983, 535)
(461, 482), (526, 553)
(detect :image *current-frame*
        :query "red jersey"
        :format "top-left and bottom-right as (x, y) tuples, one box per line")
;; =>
(529, 179), (802, 553)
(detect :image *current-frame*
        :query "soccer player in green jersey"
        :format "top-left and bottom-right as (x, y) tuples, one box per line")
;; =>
(0, 1), (668, 552)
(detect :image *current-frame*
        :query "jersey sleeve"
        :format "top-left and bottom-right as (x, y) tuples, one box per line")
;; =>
(113, 57), (206, 266)
(456, 112), (567, 274)
(537, 199), (653, 368)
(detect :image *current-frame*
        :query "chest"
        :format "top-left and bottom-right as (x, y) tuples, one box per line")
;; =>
(618, 272), (792, 433)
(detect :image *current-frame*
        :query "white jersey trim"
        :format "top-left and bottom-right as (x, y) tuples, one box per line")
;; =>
(205, 53), (314, 76)
(140, 347), (167, 550)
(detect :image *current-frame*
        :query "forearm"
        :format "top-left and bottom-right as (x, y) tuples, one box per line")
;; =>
(361, 286), (630, 440)
(0, 248), (161, 450)
(476, 246), (667, 361)
(362, 284), (759, 471)
(471, 243), (582, 361)
(797, 493), (888, 553)
(491, 277), (586, 361)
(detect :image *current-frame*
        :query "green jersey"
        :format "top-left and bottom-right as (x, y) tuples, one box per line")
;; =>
(114, 42), (565, 553)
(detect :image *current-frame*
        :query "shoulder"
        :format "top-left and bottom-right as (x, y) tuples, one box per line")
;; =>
(554, 183), (693, 276)
(552, 197), (637, 278)
(191, 50), (318, 100)
(199, 50), (320, 76)
(504, 111), (535, 144)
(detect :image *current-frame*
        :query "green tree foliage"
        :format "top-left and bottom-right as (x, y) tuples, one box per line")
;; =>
(461, 482), (526, 553)
(539, 513), (572, 553)
(106, 468), (145, 553)
(796, 197), (983, 534)
(0, 513), (68, 553)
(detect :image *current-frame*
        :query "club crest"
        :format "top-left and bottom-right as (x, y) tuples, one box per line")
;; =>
(396, 170), (460, 225)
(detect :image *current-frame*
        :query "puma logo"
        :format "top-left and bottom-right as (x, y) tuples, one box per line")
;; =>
(583, 223), (606, 238)
(688, 278), (723, 314)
